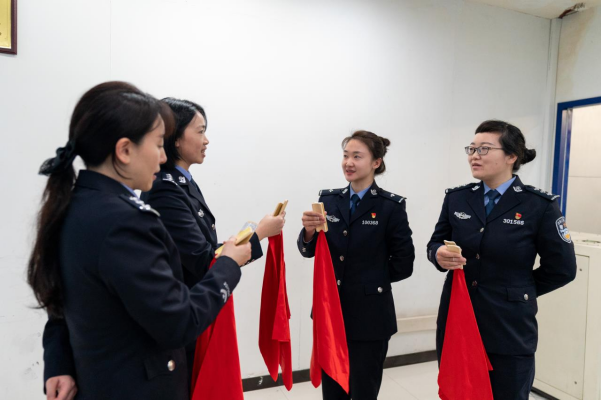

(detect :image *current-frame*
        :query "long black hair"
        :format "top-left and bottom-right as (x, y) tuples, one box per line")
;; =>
(475, 120), (536, 172)
(161, 98), (207, 170)
(28, 81), (172, 317)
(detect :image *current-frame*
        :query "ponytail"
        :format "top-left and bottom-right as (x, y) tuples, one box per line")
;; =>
(28, 163), (76, 317)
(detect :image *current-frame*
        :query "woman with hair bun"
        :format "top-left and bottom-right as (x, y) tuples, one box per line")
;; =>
(427, 120), (577, 399)
(29, 82), (252, 400)
(298, 130), (415, 400)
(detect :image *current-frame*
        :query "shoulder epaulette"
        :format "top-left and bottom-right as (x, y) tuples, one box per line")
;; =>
(524, 185), (560, 201)
(378, 188), (406, 204)
(318, 188), (344, 196)
(119, 195), (161, 217)
(445, 182), (479, 194)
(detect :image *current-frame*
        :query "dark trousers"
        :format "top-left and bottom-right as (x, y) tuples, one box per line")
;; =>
(488, 353), (535, 400)
(322, 339), (389, 400)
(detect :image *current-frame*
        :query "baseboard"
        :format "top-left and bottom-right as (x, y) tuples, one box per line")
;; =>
(530, 387), (561, 400)
(242, 350), (437, 392)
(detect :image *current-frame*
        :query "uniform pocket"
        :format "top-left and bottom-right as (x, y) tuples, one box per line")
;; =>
(364, 283), (392, 295)
(144, 348), (185, 380)
(506, 286), (536, 303)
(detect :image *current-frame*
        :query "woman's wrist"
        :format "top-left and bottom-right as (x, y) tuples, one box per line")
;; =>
(303, 228), (316, 242)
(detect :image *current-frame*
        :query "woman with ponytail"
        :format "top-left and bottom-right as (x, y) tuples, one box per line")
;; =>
(298, 130), (415, 400)
(427, 120), (577, 399)
(29, 81), (252, 400)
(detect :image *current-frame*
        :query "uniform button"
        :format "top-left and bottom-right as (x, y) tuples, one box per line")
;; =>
(377, 287), (383, 293)
(337, 280), (341, 286)
(476, 254), (480, 259)
(302, 247), (306, 252)
(343, 230), (348, 236)
(340, 256), (344, 261)
(524, 294), (529, 301)
(167, 360), (175, 371)
(480, 227), (484, 233)
(472, 281), (478, 287)
(211, 224), (216, 231)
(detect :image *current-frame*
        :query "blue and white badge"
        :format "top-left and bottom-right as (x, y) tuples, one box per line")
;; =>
(555, 216), (572, 243)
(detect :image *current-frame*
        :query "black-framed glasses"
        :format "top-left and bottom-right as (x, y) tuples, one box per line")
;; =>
(464, 146), (503, 155)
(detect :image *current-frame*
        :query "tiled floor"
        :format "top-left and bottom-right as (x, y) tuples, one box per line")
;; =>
(244, 361), (547, 399)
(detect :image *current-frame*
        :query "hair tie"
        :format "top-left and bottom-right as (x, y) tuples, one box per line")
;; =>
(39, 140), (77, 176)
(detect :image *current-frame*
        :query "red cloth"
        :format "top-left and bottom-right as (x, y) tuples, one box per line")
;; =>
(438, 269), (493, 400)
(259, 233), (293, 390)
(191, 259), (243, 400)
(310, 232), (350, 393)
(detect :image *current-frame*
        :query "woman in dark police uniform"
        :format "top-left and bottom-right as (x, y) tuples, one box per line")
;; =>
(299, 131), (415, 400)
(140, 97), (285, 379)
(28, 82), (252, 400)
(427, 120), (577, 400)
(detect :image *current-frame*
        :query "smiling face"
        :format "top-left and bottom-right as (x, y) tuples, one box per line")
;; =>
(342, 139), (381, 186)
(175, 112), (208, 167)
(468, 132), (516, 184)
(129, 116), (167, 191)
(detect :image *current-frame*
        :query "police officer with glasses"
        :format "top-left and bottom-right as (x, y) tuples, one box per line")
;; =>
(427, 120), (577, 400)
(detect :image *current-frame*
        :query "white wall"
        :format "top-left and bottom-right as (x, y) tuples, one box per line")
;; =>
(565, 104), (601, 234)
(556, 6), (601, 104)
(0, 0), (558, 397)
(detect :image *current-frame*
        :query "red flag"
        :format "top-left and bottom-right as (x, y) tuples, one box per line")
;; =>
(259, 232), (293, 390)
(438, 269), (493, 400)
(191, 259), (243, 400)
(310, 231), (350, 393)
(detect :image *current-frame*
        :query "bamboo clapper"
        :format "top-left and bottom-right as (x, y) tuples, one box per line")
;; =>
(312, 202), (328, 232)
(214, 221), (257, 258)
(273, 200), (289, 216)
(444, 240), (465, 267)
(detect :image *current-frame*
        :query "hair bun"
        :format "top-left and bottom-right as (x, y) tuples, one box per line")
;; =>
(380, 137), (391, 148)
(523, 148), (536, 164)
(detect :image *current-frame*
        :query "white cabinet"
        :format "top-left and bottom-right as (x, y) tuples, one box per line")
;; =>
(533, 232), (601, 400)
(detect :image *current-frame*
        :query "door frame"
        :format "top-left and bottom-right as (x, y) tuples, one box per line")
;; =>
(552, 96), (601, 215)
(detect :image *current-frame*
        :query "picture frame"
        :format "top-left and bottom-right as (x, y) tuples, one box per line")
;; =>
(0, 0), (17, 55)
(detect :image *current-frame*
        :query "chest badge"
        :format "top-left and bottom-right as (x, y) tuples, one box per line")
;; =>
(515, 213), (522, 220)
(454, 212), (472, 220)
(371, 213), (376, 219)
(326, 215), (340, 223)
(198, 210), (204, 218)
(556, 216), (571, 243)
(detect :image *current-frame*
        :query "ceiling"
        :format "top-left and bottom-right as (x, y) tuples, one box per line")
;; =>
(468, 0), (601, 19)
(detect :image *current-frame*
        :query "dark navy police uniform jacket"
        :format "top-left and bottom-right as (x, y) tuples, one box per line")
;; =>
(43, 170), (242, 400)
(298, 182), (415, 341)
(427, 175), (577, 357)
(141, 167), (263, 289)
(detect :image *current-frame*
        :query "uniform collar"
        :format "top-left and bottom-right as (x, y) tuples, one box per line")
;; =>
(175, 165), (192, 182)
(76, 170), (133, 196)
(162, 166), (189, 185)
(484, 175), (516, 196)
(350, 183), (372, 200)
(120, 183), (138, 198)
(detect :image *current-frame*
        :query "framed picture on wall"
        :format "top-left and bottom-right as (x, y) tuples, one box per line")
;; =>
(0, 0), (17, 55)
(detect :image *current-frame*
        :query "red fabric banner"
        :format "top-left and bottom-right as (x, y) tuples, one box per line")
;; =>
(310, 231), (350, 393)
(438, 269), (493, 400)
(259, 232), (293, 390)
(191, 259), (243, 400)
